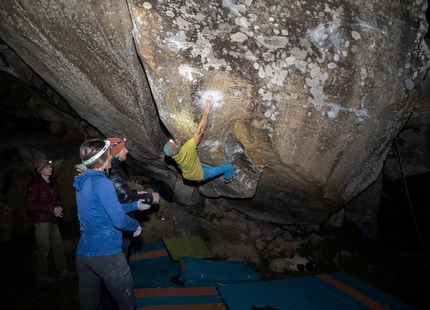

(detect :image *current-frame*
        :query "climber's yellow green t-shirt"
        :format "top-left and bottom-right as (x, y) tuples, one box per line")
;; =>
(172, 138), (204, 181)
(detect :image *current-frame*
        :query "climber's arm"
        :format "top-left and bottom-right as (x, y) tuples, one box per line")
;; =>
(193, 96), (213, 146)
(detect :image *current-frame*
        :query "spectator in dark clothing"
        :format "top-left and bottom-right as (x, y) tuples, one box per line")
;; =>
(106, 136), (159, 260)
(25, 158), (76, 285)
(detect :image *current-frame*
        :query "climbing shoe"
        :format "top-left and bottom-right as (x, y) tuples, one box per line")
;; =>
(224, 173), (237, 184)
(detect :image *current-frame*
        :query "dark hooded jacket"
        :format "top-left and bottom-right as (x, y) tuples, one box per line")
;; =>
(109, 158), (153, 204)
(25, 174), (62, 224)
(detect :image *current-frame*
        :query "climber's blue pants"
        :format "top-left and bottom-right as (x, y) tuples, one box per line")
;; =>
(202, 163), (234, 181)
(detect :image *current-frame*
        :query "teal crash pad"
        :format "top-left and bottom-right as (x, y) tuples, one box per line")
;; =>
(217, 272), (418, 310)
(179, 256), (260, 287)
(129, 241), (182, 288)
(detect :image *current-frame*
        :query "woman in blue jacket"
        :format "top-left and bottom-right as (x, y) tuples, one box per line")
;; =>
(74, 139), (144, 310)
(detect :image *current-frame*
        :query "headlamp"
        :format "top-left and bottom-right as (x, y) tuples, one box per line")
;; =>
(82, 140), (110, 166)
(168, 139), (177, 155)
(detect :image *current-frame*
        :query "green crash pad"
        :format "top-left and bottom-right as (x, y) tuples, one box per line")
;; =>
(162, 236), (213, 261)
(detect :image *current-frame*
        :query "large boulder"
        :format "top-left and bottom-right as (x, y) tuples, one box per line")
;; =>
(128, 0), (430, 223)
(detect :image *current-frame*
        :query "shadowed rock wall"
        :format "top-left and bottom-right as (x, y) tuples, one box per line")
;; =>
(0, 0), (168, 171)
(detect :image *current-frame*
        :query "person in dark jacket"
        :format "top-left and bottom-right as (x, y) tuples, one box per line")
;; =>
(106, 137), (159, 260)
(25, 158), (76, 285)
(75, 137), (159, 310)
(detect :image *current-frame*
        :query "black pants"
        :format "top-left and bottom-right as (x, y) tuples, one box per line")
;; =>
(100, 235), (133, 310)
(76, 253), (135, 310)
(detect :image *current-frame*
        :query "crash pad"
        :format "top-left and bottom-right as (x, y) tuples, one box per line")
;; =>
(179, 256), (260, 287)
(162, 236), (213, 261)
(134, 286), (227, 310)
(217, 272), (418, 310)
(130, 241), (182, 288)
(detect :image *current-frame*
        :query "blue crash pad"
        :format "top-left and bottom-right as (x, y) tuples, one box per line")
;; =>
(217, 272), (418, 310)
(134, 286), (226, 309)
(179, 256), (260, 287)
(130, 242), (182, 288)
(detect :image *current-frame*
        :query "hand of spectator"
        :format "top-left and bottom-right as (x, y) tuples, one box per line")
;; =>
(133, 226), (142, 237)
(54, 207), (63, 217)
(151, 192), (160, 204)
(137, 190), (148, 195)
(138, 200), (151, 211)
(75, 164), (87, 175)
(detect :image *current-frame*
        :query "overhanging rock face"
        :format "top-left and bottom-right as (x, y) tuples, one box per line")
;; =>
(0, 0), (429, 225)
(128, 0), (430, 222)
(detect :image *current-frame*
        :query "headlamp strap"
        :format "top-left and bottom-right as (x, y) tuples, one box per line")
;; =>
(82, 140), (110, 166)
(110, 137), (127, 149)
